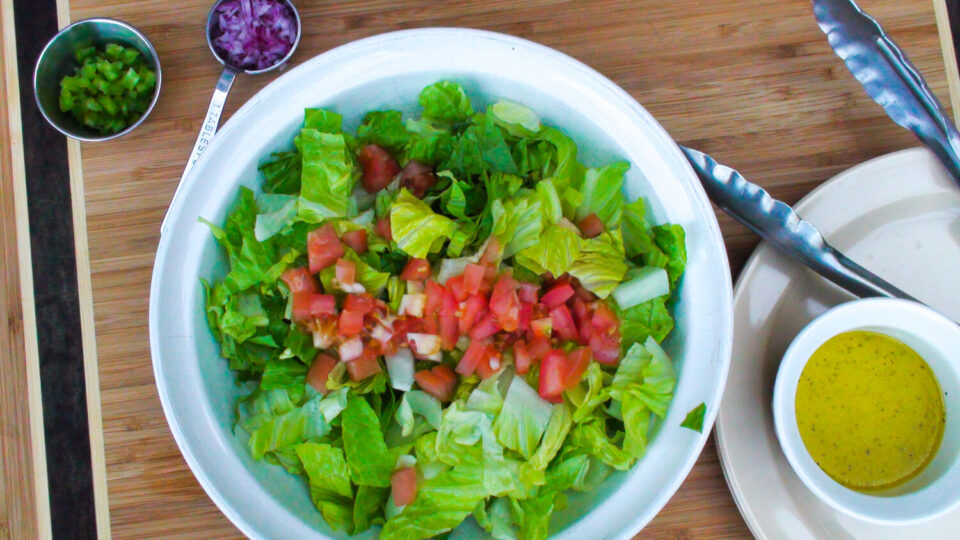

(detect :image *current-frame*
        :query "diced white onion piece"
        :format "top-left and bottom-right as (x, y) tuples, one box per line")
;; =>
(422, 351), (443, 362)
(386, 349), (415, 391)
(407, 333), (442, 357)
(489, 355), (501, 370)
(339, 337), (363, 362)
(337, 281), (366, 294)
(395, 454), (417, 469)
(312, 321), (335, 349)
(371, 324), (393, 345)
(399, 293), (426, 317)
(406, 280), (425, 294)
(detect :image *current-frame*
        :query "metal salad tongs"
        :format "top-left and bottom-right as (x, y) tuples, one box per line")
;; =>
(681, 0), (960, 301)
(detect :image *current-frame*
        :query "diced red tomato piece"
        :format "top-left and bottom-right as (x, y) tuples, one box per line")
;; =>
(446, 274), (468, 302)
(308, 224), (344, 273)
(574, 282), (598, 302)
(541, 283), (575, 308)
(489, 274), (520, 331)
(423, 313), (439, 335)
(563, 348), (592, 388)
(415, 365), (457, 401)
(338, 309), (365, 336)
(463, 264), (486, 296)
(526, 335), (551, 361)
(344, 293), (376, 315)
(399, 160), (438, 198)
(375, 216), (393, 242)
(424, 280), (445, 315)
(439, 290), (459, 351)
(457, 338), (491, 374)
(391, 467), (418, 507)
(539, 350), (569, 398)
(346, 352), (382, 381)
(459, 294), (488, 334)
(400, 258), (432, 281)
(469, 312), (501, 340)
(530, 318), (553, 339)
(476, 346), (501, 379)
(341, 229), (368, 254)
(359, 144), (401, 193)
(335, 258), (357, 285)
(590, 332), (621, 365)
(517, 302), (533, 332)
(309, 294), (336, 317)
(306, 353), (338, 393)
(479, 266), (498, 295)
(513, 340), (532, 375)
(479, 237), (502, 265)
(518, 283), (539, 304)
(550, 305), (579, 342)
(291, 291), (313, 321)
(591, 303), (620, 332)
(577, 212), (605, 238)
(281, 267), (317, 293)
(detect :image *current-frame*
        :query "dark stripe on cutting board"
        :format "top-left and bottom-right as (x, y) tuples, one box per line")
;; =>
(12, 0), (97, 538)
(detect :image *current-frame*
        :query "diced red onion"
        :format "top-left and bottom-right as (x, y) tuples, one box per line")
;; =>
(212, 0), (296, 71)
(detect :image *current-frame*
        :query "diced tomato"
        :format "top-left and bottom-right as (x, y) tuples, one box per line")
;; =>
(457, 339), (489, 376)
(463, 264), (486, 296)
(439, 290), (459, 350)
(415, 365), (457, 401)
(399, 160), (438, 198)
(574, 282), (598, 302)
(425, 280), (445, 314)
(375, 216), (393, 242)
(476, 346), (500, 379)
(291, 291), (313, 321)
(309, 294), (336, 317)
(281, 267), (317, 293)
(591, 302), (620, 332)
(344, 293), (376, 315)
(550, 305), (579, 342)
(479, 266), (498, 295)
(563, 348), (592, 388)
(341, 229), (368, 254)
(459, 294), (487, 334)
(489, 274), (520, 331)
(338, 309), (365, 336)
(359, 144), (401, 193)
(479, 237), (502, 265)
(530, 318), (552, 339)
(590, 332), (621, 365)
(541, 283), (575, 308)
(400, 258), (431, 281)
(446, 274), (468, 302)
(346, 352), (382, 381)
(391, 467), (418, 507)
(308, 224), (344, 273)
(517, 302), (533, 332)
(335, 258), (357, 285)
(306, 353), (338, 393)
(423, 313), (439, 334)
(539, 350), (568, 399)
(526, 335), (551, 361)
(513, 340), (532, 375)
(577, 212), (605, 238)
(469, 312), (501, 340)
(518, 283), (539, 304)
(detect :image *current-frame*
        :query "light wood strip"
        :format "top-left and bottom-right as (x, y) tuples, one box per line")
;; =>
(67, 0), (954, 537)
(55, 0), (112, 537)
(933, 0), (960, 123)
(0, 0), (51, 537)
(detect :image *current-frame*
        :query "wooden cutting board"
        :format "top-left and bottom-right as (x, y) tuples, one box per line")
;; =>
(61, 0), (958, 537)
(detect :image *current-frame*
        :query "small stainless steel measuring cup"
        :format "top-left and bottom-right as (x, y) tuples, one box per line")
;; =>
(161, 0), (301, 234)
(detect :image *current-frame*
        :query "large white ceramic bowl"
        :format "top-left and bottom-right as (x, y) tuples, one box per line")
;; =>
(150, 28), (733, 539)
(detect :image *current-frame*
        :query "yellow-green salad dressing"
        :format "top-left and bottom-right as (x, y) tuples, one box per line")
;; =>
(795, 331), (945, 491)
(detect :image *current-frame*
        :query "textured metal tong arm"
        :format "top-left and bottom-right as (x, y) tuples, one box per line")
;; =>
(681, 146), (917, 301)
(813, 0), (960, 186)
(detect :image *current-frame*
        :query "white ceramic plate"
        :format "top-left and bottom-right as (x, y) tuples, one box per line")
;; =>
(716, 147), (960, 539)
(150, 29), (733, 539)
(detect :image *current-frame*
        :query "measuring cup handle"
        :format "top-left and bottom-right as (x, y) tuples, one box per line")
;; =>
(161, 67), (238, 235)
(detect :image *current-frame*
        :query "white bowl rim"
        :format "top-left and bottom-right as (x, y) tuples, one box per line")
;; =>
(772, 297), (960, 525)
(150, 27), (734, 539)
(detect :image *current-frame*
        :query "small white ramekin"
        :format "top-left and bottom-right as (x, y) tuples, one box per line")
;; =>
(773, 298), (960, 525)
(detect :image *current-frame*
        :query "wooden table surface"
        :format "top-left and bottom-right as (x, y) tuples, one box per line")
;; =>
(5, 0), (959, 537)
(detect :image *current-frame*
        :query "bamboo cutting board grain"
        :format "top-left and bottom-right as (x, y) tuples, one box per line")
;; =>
(64, 0), (955, 537)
